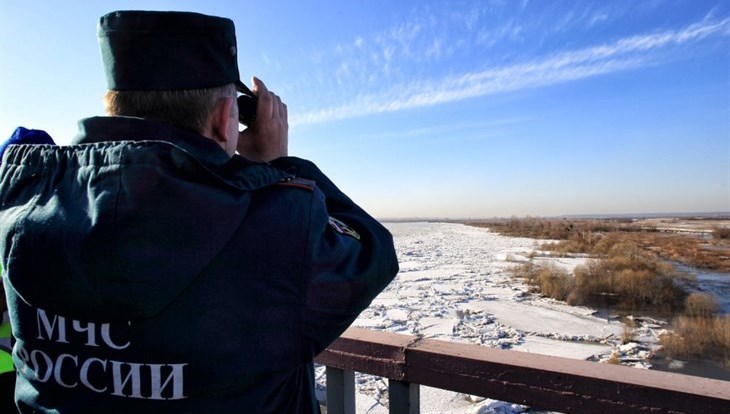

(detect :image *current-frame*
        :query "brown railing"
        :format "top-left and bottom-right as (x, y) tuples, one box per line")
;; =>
(314, 327), (730, 414)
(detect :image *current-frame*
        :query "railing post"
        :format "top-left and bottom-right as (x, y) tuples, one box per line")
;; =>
(326, 366), (356, 414)
(389, 380), (419, 414)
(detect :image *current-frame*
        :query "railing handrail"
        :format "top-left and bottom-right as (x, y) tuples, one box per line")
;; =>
(314, 327), (730, 414)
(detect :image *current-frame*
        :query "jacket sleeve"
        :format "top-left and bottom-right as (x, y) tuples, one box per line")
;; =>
(270, 157), (399, 358)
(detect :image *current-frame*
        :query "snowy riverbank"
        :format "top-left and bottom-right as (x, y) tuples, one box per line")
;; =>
(316, 222), (675, 413)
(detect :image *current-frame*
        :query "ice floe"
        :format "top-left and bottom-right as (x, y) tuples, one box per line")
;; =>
(317, 222), (672, 413)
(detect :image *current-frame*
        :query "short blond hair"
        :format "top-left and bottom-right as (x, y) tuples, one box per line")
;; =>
(103, 84), (235, 134)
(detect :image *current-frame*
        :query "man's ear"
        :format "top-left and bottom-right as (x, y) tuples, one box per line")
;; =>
(209, 97), (234, 144)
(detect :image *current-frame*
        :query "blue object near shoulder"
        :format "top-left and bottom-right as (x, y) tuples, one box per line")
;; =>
(0, 127), (56, 166)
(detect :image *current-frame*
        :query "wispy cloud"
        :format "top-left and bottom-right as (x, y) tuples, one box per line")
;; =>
(291, 16), (729, 127)
(356, 117), (533, 141)
(587, 10), (610, 27)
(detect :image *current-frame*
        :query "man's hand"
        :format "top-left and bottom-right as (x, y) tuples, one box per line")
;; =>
(237, 77), (289, 162)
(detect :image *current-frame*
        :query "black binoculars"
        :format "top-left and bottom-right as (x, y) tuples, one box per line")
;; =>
(237, 83), (257, 127)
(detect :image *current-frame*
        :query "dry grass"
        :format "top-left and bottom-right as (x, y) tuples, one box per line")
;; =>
(624, 232), (730, 272)
(469, 217), (638, 240)
(509, 262), (572, 301)
(482, 218), (730, 367)
(568, 241), (686, 309)
(541, 231), (602, 254)
(660, 315), (730, 367)
(468, 218), (730, 272)
(684, 293), (719, 318)
(511, 238), (687, 310)
(657, 294), (729, 367)
(621, 325), (636, 344)
(714, 227), (730, 240)
(606, 352), (621, 365)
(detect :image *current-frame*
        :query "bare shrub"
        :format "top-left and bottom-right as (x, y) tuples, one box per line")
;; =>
(621, 325), (636, 344)
(606, 352), (621, 365)
(469, 218), (730, 272)
(509, 262), (572, 301)
(714, 227), (730, 240)
(624, 232), (730, 272)
(509, 263), (542, 297)
(509, 263), (537, 282)
(684, 293), (719, 317)
(470, 218), (636, 240)
(660, 315), (730, 366)
(541, 231), (600, 255)
(616, 269), (655, 303)
(569, 261), (611, 306)
(536, 264), (573, 301)
(569, 241), (685, 309)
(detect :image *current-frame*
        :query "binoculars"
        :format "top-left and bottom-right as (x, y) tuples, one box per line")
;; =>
(237, 83), (257, 127)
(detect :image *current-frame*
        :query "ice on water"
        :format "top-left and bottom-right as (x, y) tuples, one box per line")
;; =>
(318, 222), (667, 413)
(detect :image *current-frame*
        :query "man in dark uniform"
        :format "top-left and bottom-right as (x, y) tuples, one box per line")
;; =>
(0, 10), (398, 413)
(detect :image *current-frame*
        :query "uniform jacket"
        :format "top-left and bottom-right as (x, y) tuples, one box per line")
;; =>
(0, 117), (399, 413)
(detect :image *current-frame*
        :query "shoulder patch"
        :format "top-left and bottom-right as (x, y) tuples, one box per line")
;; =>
(274, 177), (315, 192)
(329, 217), (361, 240)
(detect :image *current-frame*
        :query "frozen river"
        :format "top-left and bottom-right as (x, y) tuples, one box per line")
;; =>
(316, 222), (670, 413)
(358, 222), (623, 354)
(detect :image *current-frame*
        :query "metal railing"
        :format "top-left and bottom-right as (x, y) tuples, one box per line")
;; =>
(314, 327), (730, 414)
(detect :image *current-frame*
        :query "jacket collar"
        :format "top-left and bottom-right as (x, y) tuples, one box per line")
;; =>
(73, 116), (231, 167)
(72, 116), (292, 190)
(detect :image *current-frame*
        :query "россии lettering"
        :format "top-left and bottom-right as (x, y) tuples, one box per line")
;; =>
(12, 307), (187, 400)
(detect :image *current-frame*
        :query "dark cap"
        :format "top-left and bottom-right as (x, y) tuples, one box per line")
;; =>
(98, 10), (247, 91)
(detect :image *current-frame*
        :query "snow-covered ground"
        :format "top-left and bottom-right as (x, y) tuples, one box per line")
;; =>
(316, 222), (676, 413)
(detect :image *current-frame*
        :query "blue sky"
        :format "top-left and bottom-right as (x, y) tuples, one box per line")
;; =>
(1, 0), (728, 218)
